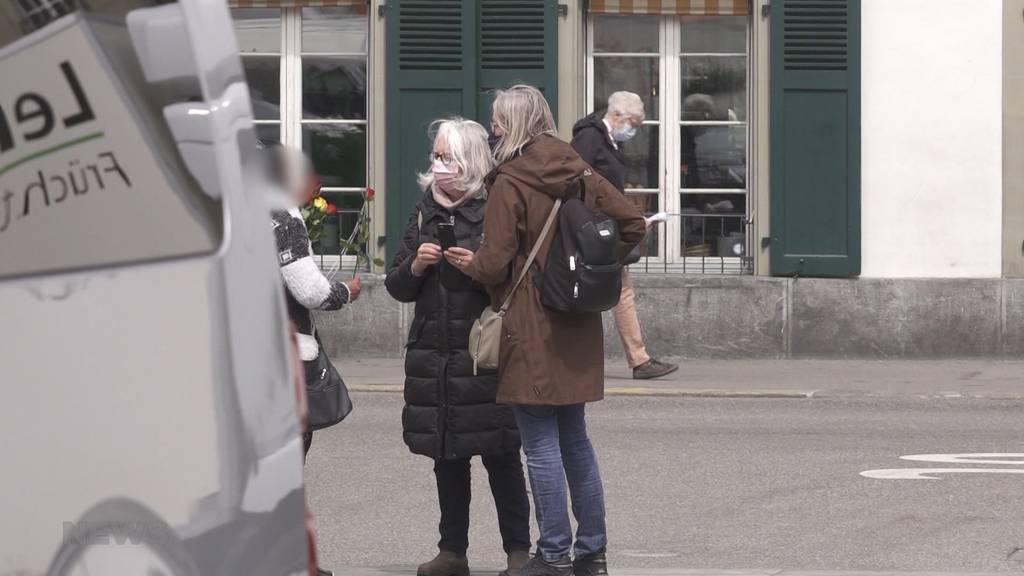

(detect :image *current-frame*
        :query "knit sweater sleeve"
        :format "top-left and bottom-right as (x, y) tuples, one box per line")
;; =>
(272, 211), (350, 311)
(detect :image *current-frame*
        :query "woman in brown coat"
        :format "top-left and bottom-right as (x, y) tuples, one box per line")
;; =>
(445, 85), (646, 576)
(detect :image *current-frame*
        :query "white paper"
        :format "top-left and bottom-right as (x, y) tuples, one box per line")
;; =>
(646, 212), (670, 224)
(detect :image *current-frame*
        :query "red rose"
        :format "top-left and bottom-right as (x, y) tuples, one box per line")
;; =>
(325, 203), (338, 215)
(364, 187), (376, 201)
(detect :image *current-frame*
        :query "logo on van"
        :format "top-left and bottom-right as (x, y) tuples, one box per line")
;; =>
(0, 61), (131, 235)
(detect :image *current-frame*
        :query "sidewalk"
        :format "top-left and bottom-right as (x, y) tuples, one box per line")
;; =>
(340, 568), (1009, 576)
(334, 358), (1024, 400)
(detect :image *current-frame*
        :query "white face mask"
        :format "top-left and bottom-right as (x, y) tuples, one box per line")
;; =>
(612, 123), (638, 142)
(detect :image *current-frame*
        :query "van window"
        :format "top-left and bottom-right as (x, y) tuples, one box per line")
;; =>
(0, 2), (224, 280)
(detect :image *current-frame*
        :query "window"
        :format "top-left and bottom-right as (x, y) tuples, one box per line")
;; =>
(588, 14), (752, 274)
(232, 7), (370, 257)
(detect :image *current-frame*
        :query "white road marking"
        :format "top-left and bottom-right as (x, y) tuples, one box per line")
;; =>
(862, 453), (1024, 480)
(860, 468), (1024, 480)
(619, 550), (680, 559)
(899, 453), (1024, 466)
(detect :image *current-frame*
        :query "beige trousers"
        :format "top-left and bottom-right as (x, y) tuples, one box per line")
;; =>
(612, 268), (651, 369)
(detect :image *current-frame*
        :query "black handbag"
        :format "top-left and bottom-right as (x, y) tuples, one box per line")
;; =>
(303, 336), (353, 431)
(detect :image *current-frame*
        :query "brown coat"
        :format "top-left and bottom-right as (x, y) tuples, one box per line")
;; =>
(465, 135), (646, 406)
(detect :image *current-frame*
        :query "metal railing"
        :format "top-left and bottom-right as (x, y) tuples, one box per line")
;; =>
(632, 212), (754, 275)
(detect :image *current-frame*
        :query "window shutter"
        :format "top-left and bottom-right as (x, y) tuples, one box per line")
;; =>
(385, 0), (557, 262)
(769, 0), (861, 277)
(385, 0), (476, 261)
(476, 0), (558, 121)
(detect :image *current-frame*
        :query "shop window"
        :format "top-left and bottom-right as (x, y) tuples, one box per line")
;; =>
(232, 7), (370, 260)
(588, 14), (752, 274)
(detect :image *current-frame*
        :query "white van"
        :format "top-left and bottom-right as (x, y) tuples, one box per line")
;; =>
(0, 1), (311, 574)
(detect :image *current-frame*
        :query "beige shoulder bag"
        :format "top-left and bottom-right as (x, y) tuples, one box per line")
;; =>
(469, 199), (562, 375)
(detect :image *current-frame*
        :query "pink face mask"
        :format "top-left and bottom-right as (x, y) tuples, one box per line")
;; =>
(431, 159), (462, 198)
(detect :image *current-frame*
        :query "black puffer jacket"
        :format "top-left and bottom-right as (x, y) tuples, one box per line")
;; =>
(385, 191), (520, 460)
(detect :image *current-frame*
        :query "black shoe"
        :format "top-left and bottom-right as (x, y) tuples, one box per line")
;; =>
(632, 358), (679, 380)
(573, 549), (607, 576)
(521, 554), (573, 576)
(316, 569), (334, 576)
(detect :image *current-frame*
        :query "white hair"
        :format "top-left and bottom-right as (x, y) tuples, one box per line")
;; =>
(605, 91), (646, 121)
(417, 117), (495, 198)
(491, 84), (557, 164)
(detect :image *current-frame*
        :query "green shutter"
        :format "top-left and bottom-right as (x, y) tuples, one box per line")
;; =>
(385, 0), (475, 261)
(385, 0), (557, 262)
(769, 0), (861, 277)
(476, 0), (559, 122)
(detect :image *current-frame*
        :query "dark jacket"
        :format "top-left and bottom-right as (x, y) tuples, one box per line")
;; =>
(386, 190), (520, 460)
(571, 112), (626, 193)
(464, 135), (646, 405)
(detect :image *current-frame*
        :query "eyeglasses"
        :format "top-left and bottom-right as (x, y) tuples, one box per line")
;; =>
(429, 152), (454, 164)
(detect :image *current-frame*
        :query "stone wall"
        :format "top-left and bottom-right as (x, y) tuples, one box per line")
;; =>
(316, 274), (1024, 360)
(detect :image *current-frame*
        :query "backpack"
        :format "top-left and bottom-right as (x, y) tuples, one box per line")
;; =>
(535, 169), (624, 313)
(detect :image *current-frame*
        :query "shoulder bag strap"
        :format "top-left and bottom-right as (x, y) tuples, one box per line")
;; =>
(498, 198), (562, 313)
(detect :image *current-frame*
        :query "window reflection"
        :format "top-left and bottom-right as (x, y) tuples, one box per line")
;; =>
(233, 9), (281, 53)
(593, 14), (660, 53)
(254, 124), (281, 148)
(302, 125), (367, 188)
(681, 195), (747, 257)
(680, 125), (746, 190)
(679, 15), (747, 54)
(593, 57), (659, 121)
(681, 57), (747, 121)
(302, 7), (368, 54)
(240, 56), (281, 121)
(302, 58), (367, 120)
(320, 191), (366, 250)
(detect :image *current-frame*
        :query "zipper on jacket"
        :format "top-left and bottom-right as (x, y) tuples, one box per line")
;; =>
(436, 213), (453, 458)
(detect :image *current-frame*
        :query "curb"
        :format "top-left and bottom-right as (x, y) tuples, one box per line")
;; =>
(345, 384), (816, 399)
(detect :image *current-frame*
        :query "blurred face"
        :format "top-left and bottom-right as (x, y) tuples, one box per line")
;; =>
(298, 173), (320, 206)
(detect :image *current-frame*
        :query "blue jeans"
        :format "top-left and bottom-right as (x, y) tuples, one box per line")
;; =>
(512, 404), (607, 561)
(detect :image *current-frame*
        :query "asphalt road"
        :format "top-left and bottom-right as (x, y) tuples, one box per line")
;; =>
(304, 392), (1024, 573)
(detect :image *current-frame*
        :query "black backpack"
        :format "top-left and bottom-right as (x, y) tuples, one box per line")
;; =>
(535, 169), (624, 313)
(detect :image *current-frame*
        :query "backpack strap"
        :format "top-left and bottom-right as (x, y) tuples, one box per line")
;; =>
(498, 199), (562, 314)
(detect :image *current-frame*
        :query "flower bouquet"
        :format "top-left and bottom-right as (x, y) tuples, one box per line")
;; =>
(299, 196), (338, 247)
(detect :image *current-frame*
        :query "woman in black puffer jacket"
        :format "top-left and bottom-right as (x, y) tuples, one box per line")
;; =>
(385, 118), (530, 576)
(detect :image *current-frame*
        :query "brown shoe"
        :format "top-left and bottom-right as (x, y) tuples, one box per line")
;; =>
(500, 550), (531, 576)
(632, 358), (679, 380)
(417, 551), (469, 576)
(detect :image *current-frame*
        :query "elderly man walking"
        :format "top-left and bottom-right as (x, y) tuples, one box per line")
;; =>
(571, 91), (678, 380)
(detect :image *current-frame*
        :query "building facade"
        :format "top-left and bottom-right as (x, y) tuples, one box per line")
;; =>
(226, 0), (1022, 358)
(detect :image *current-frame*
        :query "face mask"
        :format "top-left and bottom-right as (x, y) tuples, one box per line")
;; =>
(612, 123), (638, 142)
(431, 159), (461, 196)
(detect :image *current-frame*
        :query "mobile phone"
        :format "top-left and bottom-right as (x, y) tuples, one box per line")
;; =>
(436, 222), (457, 251)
